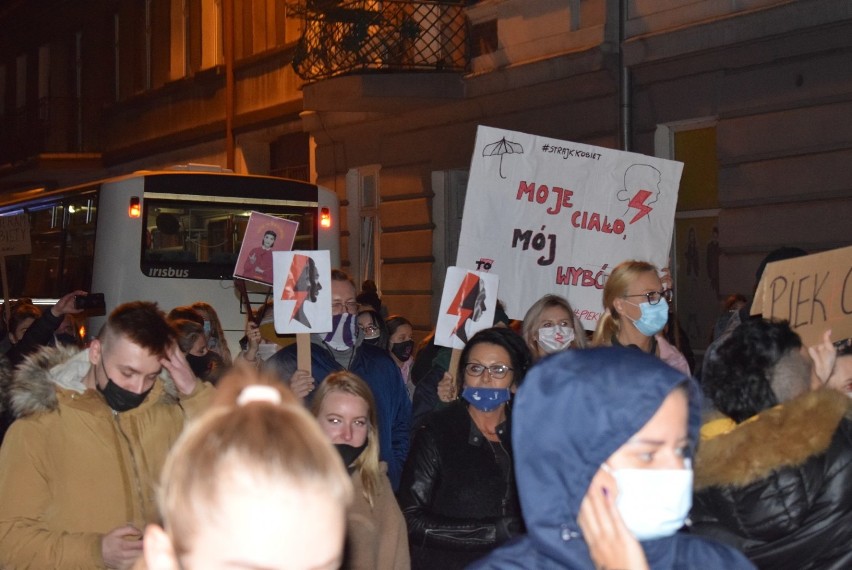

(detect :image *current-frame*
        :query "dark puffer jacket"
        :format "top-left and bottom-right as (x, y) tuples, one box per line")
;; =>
(692, 389), (852, 569)
(398, 401), (522, 570)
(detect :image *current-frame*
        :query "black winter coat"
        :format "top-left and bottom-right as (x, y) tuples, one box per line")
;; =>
(398, 401), (522, 570)
(691, 389), (852, 570)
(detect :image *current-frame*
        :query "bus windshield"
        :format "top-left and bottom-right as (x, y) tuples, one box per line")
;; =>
(142, 198), (317, 280)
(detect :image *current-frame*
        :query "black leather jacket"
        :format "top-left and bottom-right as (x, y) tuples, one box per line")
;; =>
(398, 401), (523, 570)
(692, 390), (852, 570)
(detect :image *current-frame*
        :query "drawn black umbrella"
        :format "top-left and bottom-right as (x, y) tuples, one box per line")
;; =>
(482, 137), (524, 179)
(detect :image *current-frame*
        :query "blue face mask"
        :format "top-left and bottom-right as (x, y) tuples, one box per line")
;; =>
(462, 386), (512, 412)
(626, 297), (669, 337)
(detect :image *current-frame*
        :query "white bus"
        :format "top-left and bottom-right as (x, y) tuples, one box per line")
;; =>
(0, 168), (340, 344)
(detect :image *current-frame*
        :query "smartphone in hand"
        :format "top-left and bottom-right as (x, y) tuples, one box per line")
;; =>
(74, 293), (105, 311)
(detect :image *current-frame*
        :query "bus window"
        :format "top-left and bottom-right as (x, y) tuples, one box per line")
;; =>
(63, 196), (97, 294)
(5, 193), (98, 299)
(141, 198), (317, 280)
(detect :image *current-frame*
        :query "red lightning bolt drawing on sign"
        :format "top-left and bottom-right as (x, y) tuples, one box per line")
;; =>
(282, 254), (311, 321)
(448, 273), (482, 344)
(627, 189), (653, 224)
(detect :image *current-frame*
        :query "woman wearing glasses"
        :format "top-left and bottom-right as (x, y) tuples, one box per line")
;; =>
(357, 309), (389, 349)
(592, 260), (690, 375)
(398, 327), (532, 570)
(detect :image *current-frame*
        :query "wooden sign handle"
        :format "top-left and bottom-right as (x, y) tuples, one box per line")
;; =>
(448, 348), (462, 399)
(296, 333), (312, 377)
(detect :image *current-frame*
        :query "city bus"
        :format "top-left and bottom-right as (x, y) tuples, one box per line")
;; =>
(0, 167), (340, 345)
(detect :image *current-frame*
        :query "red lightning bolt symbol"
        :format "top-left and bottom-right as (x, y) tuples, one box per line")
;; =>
(627, 189), (653, 224)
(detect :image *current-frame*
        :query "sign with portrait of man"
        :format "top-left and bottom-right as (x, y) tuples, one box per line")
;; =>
(234, 211), (299, 286)
(273, 250), (332, 334)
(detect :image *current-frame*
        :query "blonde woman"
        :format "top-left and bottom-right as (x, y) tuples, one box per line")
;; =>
(521, 294), (587, 360)
(592, 260), (689, 375)
(312, 371), (410, 570)
(140, 372), (351, 570)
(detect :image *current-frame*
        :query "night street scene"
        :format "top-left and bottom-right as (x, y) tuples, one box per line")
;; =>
(0, 1), (850, 569)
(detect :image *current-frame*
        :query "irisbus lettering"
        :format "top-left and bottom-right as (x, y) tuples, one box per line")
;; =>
(148, 267), (190, 278)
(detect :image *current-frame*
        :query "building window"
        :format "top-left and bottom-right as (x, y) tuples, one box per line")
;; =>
(0, 64), (6, 117)
(200, 0), (223, 69)
(15, 54), (26, 110)
(346, 165), (382, 288)
(470, 19), (497, 58)
(270, 132), (310, 181)
(170, 0), (188, 79)
(114, 14), (120, 100)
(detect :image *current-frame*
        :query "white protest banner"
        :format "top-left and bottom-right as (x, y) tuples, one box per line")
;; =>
(0, 213), (31, 256)
(435, 267), (499, 349)
(751, 245), (852, 346)
(272, 250), (333, 334)
(456, 126), (683, 329)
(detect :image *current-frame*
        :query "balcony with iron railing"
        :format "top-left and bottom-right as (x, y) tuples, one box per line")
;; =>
(290, 0), (469, 82)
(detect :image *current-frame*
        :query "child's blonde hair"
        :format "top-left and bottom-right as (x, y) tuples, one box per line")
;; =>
(158, 370), (352, 556)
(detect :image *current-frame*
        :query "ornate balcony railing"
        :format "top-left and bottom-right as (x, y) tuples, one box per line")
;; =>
(290, 1), (469, 82)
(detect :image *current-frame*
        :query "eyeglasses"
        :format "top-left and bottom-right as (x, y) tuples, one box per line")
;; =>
(358, 324), (380, 335)
(331, 301), (359, 313)
(623, 289), (673, 306)
(464, 363), (513, 380)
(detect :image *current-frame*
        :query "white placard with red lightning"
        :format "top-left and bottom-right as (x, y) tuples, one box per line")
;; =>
(456, 125), (683, 329)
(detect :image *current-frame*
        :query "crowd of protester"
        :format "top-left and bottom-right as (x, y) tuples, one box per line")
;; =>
(0, 253), (849, 569)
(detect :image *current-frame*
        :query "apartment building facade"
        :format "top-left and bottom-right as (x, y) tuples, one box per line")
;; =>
(1, 0), (850, 349)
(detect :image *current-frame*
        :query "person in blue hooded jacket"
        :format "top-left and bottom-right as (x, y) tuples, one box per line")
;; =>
(470, 347), (754, 569)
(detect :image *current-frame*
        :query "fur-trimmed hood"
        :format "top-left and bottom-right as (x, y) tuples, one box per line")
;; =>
(695, 389), (851, 490)
(9, 344), (179, 418)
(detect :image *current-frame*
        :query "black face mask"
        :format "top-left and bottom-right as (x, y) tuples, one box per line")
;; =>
(363, 336), (383, 347)
(97, 360), (152, 412)
(185, 352), (214, 379)
(391, 340), (415, 363)
(334, 442), (367, 473)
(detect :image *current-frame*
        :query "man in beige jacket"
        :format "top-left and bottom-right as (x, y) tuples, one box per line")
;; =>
(0, 301), (215, 569)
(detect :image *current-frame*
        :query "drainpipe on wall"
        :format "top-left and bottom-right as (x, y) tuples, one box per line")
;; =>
(619, 0), (632, 152)
(224, 0), (235, 170)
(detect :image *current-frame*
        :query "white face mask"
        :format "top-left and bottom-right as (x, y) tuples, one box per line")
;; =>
(603, 463), (693, 541)
(255, 343), (279, 361)
(537, 325), (575, 354)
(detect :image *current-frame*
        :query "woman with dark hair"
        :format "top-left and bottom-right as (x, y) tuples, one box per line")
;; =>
(398, 327), (532, 570)
(692, 318), (852, 569)
(357, 309), (389, 350)
(171, 319), (224, 385)
(386, 315), (415, 399)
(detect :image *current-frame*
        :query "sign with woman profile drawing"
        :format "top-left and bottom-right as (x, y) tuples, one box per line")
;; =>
(435, 267), (500, 349)
(272, 250), (332, 334)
